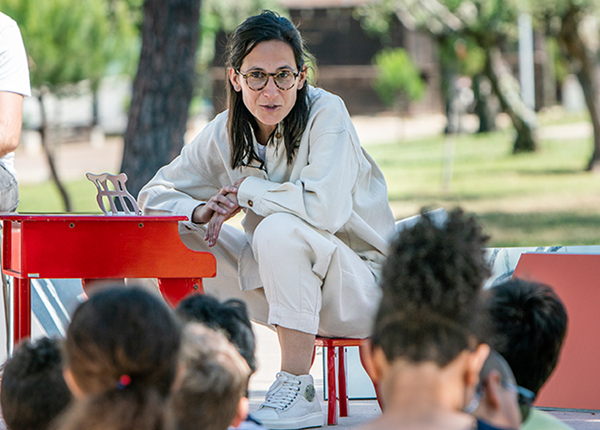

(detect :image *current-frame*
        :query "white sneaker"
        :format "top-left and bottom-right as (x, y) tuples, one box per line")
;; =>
(253, 371), (324, 429)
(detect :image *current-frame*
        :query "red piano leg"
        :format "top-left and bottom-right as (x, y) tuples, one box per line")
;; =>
(158, 278), (204, 308)
(338, 346), (349, 417)
(13, 278), (31, 346)
(327, 345), (338, 425)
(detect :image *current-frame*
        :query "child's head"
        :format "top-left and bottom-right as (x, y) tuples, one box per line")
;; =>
(168, 323), (251, 430)
(373, 208), (491, 367)
(1, 337), (72, 430)
(485, 278), (567, 419)
(176, 294), (256, 373)
(471, 350), (526, 429)
(58, 286), (181, 430)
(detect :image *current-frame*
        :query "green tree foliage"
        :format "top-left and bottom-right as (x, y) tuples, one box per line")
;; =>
(372, 47), (425, 109)
(0, 0), (138, 211)
(357, 0), (539, 152)
(1, 0), (137, 93)
(529, 0), (600, 171)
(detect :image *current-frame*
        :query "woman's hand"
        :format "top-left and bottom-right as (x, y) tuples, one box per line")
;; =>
(205, 192), (241, 247)
(193, 178), (247, 246)
(192, 185), (238, 224)
(192, 185), (239, 225)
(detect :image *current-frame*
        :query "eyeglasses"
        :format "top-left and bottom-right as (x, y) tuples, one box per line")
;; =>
(501, 380), (535, 422)
(501, 380), (535, 407)
(465, 379), (536, 421)
(236, 69), (300, 91)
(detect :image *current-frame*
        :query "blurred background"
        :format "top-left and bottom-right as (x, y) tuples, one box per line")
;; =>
(3, 0), (600, 247)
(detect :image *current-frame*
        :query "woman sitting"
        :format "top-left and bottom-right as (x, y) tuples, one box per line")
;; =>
(139, 10), (395, 429)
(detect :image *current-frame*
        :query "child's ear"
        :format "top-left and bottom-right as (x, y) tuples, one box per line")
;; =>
(467, 344), (490, 388)
(483, 370), (503, 411)
(370, 346), (390, 383)
(230, 396), (249, 428)
(359, 339), (377, 382)
(63, 368), (86, 399)
(170, 361), (186, 392)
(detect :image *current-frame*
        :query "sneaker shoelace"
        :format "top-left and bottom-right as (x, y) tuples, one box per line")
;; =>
(263, 372), (302, 410)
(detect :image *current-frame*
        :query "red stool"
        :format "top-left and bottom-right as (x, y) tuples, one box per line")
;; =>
(314, 337), (378, 425)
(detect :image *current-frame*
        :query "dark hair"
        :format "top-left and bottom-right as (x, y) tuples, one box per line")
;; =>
(485, 278), (568, 395)
(167, 324), (250, 430)
(57, 286), (181, 430)
(225, 10), (311, 169)
(1, 337), (72, 430)
(176, 295), (256, 374)
(372, 208), (491, 367)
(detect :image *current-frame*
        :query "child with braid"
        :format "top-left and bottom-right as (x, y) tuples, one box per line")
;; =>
(56, 286), (181, 430)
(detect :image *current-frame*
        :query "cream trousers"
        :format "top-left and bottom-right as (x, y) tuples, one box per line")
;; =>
(177, 213), (381, 338)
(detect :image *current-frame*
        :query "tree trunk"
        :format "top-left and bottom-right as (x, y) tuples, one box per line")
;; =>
(438, 36), (459, 135)
(473, 73), (497, 133)
(121, 0), (201, 197)
(484, 47), (538, 153)
(38, 94), (72, 212)
(443, 70), (459, 134)
(91, 80), (100, 127)
(556, 4), (600, 171)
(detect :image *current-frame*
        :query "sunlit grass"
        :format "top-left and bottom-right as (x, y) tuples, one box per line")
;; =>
(367, 130), (600, 247)
(18, 179), (102, 213)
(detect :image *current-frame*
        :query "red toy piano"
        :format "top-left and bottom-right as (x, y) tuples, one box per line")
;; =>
(0, 173), (216, 347)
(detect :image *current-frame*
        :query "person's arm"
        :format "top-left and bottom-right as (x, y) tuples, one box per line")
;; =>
(138, 115), (243, 224)
(0, 91), (24, 158)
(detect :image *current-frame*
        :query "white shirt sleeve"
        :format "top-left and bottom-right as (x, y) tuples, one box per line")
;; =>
(0, 12), (31, 97)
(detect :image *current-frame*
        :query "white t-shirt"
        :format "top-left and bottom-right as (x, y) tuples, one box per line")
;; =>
(0, 11), (31, 177)
(257, 142), (266, 161)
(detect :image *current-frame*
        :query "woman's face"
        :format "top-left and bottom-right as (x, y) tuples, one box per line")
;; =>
(228, 40), (307, 143)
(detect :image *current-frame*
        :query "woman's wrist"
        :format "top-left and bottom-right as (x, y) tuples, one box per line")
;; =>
(192, 203), (207, 224)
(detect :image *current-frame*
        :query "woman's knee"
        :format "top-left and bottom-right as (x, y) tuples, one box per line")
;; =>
(252, 214), (336, 268)
(254, 213), (306, 243)
(252, 213), (314, 258)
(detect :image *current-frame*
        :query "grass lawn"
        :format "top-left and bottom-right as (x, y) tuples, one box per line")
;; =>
(17, 127), (600, 247)
(367, 129), (600, 247)
(18, 179), (103, 214)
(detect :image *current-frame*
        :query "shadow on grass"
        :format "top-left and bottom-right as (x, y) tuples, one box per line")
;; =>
(514, 168), (587, 176)
(389, 192), (525, 203)
(477, 211), (600, 247)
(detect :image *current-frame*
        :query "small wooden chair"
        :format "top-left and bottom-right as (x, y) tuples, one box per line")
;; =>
(314, 336), (380, 425)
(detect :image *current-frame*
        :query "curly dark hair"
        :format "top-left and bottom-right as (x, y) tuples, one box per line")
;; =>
(372, 208), (491, 367)
(485, 278), (568, 395)
(1, 337), (72, 430)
